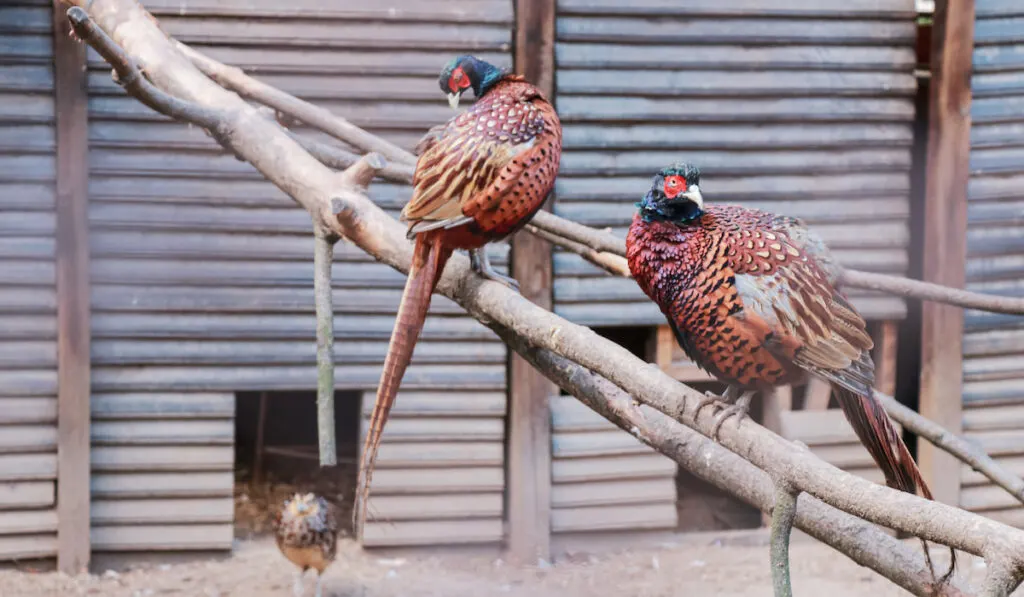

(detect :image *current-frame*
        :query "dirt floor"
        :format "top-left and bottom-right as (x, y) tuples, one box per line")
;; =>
(0, 531), (994, 597)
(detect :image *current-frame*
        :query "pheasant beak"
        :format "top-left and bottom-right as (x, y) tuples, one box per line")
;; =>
(681, 185), (703, 210)
(447, 92), (461, 110)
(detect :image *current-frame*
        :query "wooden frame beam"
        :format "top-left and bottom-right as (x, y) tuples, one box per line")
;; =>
(918, 0), (975, 507)
(507, 0), (556, 563)
(52, 2), (92, 572)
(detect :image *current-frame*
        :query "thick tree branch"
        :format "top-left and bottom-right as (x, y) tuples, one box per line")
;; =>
(494, 330), (968, 597)
(71, 3), (1024, 592)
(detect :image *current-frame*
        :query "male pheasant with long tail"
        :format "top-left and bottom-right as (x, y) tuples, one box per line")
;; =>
(356, 55), (561, 532)
(626, 163), (955, 588)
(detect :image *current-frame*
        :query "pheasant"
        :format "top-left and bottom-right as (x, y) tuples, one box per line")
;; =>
(626, 162), (954, 587)
(356, 55), (561, 532)
(273, 493), (340, 597)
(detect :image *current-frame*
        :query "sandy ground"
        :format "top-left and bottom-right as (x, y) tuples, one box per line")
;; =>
(0, 531), (998, 597)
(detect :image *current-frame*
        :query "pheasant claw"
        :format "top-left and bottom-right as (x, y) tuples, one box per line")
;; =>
(710, 391), (754, 440)
(470, 248), (520, 292)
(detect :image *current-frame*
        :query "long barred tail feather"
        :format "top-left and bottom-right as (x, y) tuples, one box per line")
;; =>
(833, 386), (957, 586)
(354, 233), (452, 537)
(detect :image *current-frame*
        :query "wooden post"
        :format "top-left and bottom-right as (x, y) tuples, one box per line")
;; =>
(52, 1), (92, 573)
(919, 0), (975, 507)
(507, 0), (555, 563)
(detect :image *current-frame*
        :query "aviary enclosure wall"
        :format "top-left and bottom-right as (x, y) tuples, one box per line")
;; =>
(0, 0), (1022, 561)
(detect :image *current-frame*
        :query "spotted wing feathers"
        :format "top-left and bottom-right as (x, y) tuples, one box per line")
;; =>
(402, 85), (548, 238)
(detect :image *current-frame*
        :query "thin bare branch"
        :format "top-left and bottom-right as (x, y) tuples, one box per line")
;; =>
(66, 6), (224, 130)
(876, 390), (1024, 506)
(495, 329), (969, 597)
(525, 224), (631, 278)
(292, 134), (415, 183)
(842, 269), (1024, 316)
(313, 228), (337, 467)
(175, 41), (417, 166)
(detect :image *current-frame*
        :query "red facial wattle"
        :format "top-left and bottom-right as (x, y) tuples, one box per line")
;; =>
(448, 67), (470, 93)
(663, 175), (687, 199)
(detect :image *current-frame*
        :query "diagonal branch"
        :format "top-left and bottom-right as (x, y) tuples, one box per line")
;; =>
(495, 329), (968, 597)
(69, 3), (1024, 593)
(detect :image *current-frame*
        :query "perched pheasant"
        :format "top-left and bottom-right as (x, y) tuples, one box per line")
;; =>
(626, 163), (954, 586)
(357, 55), (561, 531)
(273, 493), (340, 597)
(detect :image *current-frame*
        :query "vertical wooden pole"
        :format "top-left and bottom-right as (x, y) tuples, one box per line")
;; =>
(919, 0), (975, 507)
(52, 1), (92, 573)
(508, 0), (556, 564)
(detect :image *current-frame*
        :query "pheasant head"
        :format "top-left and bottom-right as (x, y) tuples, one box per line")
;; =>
(438, 55), (506, 110)
(636, 162), (705, 224)
(282, 492), (323, 520)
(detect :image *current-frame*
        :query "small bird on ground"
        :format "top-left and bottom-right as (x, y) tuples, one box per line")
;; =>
(356, 55), (562, 533)
(273, 493), (339, 597)
(625, 162), (955, 588)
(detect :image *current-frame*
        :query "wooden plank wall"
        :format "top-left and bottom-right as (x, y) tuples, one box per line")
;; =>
(959, 0), (1024, 526)
(551, 0), (919, 326)
(82, 0), (513, 550)
(549, 396), (677, 535)
(0, 0), (60, 561)
(359, 391), (506, 547)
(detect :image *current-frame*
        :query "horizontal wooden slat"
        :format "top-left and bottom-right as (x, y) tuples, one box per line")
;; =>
(91, 363), (504, 392)
(362, 417), (505, 442)
(552, 478), (676, 508)
(0, 397), (56, 424)
(0, 369), (57, 396)
(365, 493), (503, 521)
(370, 442), (504, 468)
(359, 391), (506, 417)
(91, 313), (495, 341)
(0, 534), (56, 559)
(962, 483), (1023, 512)
(0, 509), (56, 535)
(367, 467), (504, 494)
(91, 472), (234, 499)
(0, 481), (53, 509)
(0, 424), (57, 452)
(91, 393), (235, 419)
(0, 453), (56, 481)
(91, 445), (234, 472)
(362, 518), (503, 547)
(91, 524), (233, 551)
(552, 430), (652, 458)
(92, 419), (235, 445)
(558, 0), (914, 18)
(552, 502), (677, 533)
(557, 44), (915, 71)
(91, 498), (234, 525)
(552, 453), (678, 483)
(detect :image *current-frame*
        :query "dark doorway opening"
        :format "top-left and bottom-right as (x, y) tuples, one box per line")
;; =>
(233, 390), (361, 539)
